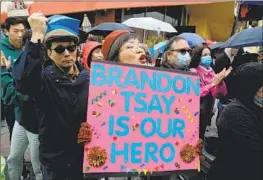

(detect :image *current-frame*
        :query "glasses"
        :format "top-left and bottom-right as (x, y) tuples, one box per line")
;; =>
(170, 48), (192, 55)
(122, 45), (142, 53)
(51, 45), (77, 54)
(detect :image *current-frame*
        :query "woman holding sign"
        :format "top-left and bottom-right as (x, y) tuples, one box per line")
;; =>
(189, 45), (232, 139)
(101, 31), (148, 180)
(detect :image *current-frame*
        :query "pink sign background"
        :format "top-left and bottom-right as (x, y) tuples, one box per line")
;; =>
(83, 61), (200, 175)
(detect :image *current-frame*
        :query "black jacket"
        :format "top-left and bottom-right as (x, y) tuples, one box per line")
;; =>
(1, 72), (39, 134)
(13, 41), (89, 170)
(209, 100), (261, 180)
(209, 63), (263, 180)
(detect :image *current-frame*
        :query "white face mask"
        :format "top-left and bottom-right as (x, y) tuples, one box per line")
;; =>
(254, 95), (263, 108)
(176, 52), (191, 69)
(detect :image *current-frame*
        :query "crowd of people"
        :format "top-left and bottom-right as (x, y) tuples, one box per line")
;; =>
(1, 12), (262, 180)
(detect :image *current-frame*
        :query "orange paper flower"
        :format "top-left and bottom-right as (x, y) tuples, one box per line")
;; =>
(86, 146), (107, 167)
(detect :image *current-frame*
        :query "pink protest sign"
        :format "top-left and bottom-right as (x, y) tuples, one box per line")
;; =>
(83, 61), (200, 177)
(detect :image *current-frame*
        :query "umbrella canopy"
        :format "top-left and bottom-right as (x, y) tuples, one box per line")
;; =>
(149, 41), (167, 59)
(122, 17), (177, 33)
(178, 33), (205, 47)
(209, 42), (224, 50)
(222, 26), (263, 48)
(87, 22), (134, 36)
(242, 1), (263, 6)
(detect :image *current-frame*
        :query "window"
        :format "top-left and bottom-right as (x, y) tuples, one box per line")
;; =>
(146, 7), (165, 21)
(165, 6), (184, 26)
(123, 8), (146, 21)
(115, 9), (122, 23)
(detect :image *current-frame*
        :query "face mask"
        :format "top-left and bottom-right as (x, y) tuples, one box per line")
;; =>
(177, 52), (191, 69)
(254, 95), (263, 108)
(201, 55), (212, 67)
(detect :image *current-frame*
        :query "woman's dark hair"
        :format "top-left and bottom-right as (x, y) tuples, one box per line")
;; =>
(189, 45), (212, 68)
(108, 33), (137, 62)
(5, 17), (25, 31)
(213, 52), (231, 73)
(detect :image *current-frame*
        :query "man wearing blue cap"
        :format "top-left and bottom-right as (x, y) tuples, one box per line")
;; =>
(13, 13), (89, 179)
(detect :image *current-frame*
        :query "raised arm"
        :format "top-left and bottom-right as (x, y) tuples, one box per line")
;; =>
(13, 13), (48, 96)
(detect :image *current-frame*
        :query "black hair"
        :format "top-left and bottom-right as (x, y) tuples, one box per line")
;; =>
(108, 33), (137, 62)
(4, 17), (25, 31)
(213, 52), (231, 74)
(189, 45), (212, 68)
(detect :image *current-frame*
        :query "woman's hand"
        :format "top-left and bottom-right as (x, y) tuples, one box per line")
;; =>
(5, 56), (11, 70)
(212, 72), (225, 87)
(224, 66), (233, 78)
(212, 67), (232, 87)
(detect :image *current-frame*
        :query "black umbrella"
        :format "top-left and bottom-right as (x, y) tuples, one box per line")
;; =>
(87, 22), (134, 36)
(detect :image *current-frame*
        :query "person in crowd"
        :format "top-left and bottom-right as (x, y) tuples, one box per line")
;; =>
(102, 30), (147, 180)
(13, 13), (89, 179)
(159, 36), (204, 180)
(102, 30), (147, 66)
(188, 45), (232, 139)
(161, 36), (191, 71)
(2, 29), (42, 180)
(2, 64), (42, 180)
(209, 62), (262, 180)
(1, 17), (25, 140)
(214, 48), (259, 111)
(82, 41), (103, 72)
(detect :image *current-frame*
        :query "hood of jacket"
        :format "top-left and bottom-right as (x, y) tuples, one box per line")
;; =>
(1, 36), (23, 67)
(1, 36), (17, 50)
(235, 62), (263, 106)
(82, 41), (101, 72)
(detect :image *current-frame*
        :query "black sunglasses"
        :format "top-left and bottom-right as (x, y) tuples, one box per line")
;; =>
(170, 48), (192, 55)
(51, 45), (77, 54)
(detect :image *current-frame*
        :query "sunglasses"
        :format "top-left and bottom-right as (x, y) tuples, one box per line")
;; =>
(51, 45), (77, 54)
(170, 48), (192, 55)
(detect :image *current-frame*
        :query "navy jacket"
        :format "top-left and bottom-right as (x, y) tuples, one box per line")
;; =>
(13, 41), (90, 170)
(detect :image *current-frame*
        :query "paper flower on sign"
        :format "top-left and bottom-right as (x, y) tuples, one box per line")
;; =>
(86, 146), (107, 167)
(180, 144), (196, 163)
(78, 122), (92, 144)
